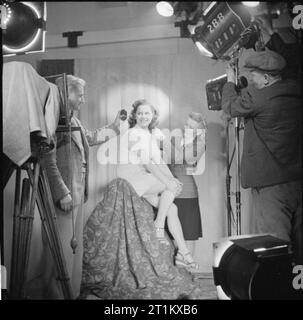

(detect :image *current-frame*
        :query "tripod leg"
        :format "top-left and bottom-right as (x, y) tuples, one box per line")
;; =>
(9, 167), (20, 298)
(40, 168), (73, 299)
(26, 165), (73, 299)
(19, 161), (40, 299)
(10, 177), (31, 299)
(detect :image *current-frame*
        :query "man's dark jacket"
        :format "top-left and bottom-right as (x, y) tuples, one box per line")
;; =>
(222, 79), (302, 188)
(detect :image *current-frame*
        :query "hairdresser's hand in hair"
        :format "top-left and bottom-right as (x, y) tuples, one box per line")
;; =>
(226, 65), (236, 84)
(201, 118), (207, 130)
(113, 110), (129, 131)
(255, 15), (275, 36)
(59, 193), (73, 212)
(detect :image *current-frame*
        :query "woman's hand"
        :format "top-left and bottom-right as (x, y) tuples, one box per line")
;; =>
(166, 178), (183, 196)
(173, 178), (183, 196)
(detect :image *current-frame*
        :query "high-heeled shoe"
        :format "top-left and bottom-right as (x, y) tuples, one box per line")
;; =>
(175, 251), (199, 269)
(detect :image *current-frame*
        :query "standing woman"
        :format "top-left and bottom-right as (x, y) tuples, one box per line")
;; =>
(117, 99), (198, 268)
(165, 112), (207, 257)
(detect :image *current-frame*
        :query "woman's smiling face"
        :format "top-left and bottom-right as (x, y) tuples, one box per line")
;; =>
(135, 104), (154, 129)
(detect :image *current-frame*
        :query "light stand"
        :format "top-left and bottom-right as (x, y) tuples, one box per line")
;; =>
(226, 48), (244, 236)
(233, 60), (242, 236)
(226, 116), (242, 236)
(234, 117), (242, 235)
(225, 118), (232, 236)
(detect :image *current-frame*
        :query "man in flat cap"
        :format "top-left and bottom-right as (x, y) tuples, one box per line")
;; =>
(222, 49), (302, 265)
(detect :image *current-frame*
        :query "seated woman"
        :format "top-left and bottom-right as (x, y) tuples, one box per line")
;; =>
(116, 99), (198, 269)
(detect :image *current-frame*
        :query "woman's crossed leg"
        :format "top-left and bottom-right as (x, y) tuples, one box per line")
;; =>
(142, 182), (198, 269)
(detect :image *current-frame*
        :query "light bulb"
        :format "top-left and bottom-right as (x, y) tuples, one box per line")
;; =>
(241, 2), (260, 8)
(156, 1), (174, 17)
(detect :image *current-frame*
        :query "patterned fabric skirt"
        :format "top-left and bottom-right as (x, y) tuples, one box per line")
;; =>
(79, 178), (206, 299)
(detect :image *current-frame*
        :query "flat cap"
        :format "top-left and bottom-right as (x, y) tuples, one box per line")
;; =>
(243, 49), (286, 75)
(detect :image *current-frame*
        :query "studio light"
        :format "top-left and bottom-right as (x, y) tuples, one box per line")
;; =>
(242, 2), (260, 8)
(191, 2), (256, 60)
(213, 235), (295, 300)
(2, 1), (47, 56)
(156, 1), (175, 17)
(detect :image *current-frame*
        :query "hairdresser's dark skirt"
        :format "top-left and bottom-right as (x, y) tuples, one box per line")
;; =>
(166, 197), (202, 241)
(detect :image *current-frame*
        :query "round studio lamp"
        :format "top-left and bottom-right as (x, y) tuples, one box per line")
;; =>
(213, 234), (295, 300)
(156, 1), (175, 17)
(2, 2), (47, 56)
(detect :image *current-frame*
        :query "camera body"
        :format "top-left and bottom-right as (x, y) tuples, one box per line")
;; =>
(206, 75), (248, 111)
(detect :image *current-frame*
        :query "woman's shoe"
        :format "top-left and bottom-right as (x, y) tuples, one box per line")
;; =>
(175, 251), (199, 270)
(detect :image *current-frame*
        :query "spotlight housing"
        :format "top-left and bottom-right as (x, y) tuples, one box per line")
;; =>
(213, 234), (295, 300)
(2, 2), (46, 56)
(191, 2), (255, 60)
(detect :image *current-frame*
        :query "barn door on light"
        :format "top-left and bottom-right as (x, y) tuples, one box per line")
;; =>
(39, 59), (74, 82)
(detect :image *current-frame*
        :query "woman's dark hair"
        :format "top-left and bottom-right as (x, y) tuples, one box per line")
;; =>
(128, 99), (159, 132)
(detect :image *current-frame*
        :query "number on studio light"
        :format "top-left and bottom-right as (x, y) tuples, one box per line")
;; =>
(218, 12), (224, 22)
(215, 38), (223, 49)
(207, 12), (224, 32)
(212, 18), (220, 28)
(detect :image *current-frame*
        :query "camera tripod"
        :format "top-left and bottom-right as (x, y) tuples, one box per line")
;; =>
(4, 144), (73, 299)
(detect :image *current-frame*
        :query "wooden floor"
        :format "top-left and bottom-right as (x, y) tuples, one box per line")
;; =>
(192, 273), (218, 300)
(12, 273), (218, 300)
